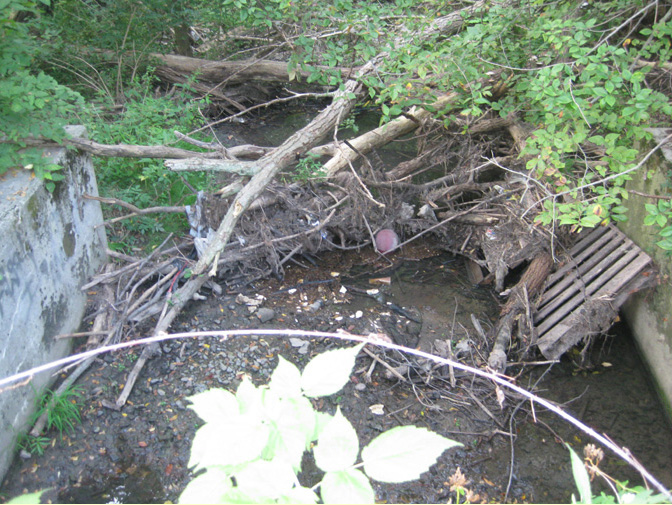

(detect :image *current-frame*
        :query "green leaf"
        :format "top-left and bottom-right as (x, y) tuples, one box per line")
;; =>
(269, 356), (303, 398)
(311, 411), (334, 442)
(656, 237), (672, 251)
(187, 388), (239, 424)
(301, 343), (364, 397)
(233, 459), (297, 498)
(362, 426), (461, 483)
(178, 467), (232, 504)
(567, 444), (592, 504)
(320, 468), (375, 504)
(314, 407), (359, 472)
(263, 393), (316, 470)
(189, 418), (269, 470)
(658, 226), (672, 237)
(276, 486), (319, 504)
(237, 376), (264, 417)
(7, 490), (50, 504)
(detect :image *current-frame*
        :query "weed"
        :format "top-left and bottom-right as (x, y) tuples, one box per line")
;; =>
(16, 433), (50, 456)
(40, 385), (84, 436)
(293, 152), (326, 181)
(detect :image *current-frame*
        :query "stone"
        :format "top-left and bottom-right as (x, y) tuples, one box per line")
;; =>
(257, 307), (275, 323)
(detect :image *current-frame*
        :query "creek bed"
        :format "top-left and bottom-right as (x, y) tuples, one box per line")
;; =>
(1, 244), (670, 504)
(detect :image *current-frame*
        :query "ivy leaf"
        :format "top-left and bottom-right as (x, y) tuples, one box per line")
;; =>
(301, 343), (364, 397)
(320, 468), (375, 504)
(361, 426), (461, 483)
(314, 407), (359, 472)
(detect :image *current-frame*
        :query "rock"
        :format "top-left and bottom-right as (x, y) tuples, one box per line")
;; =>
(19, 449), (31, 459)
(375, 229), (400, 253)
(257, 307), (275, 322)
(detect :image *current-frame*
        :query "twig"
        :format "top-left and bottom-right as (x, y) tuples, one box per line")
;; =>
(54, 331), (108, 340)
(362, 347), (407, 382)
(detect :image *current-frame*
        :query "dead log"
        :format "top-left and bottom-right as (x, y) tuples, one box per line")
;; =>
(488, 251), (553, 373)
(152, 54), (350, 87)
(324, 92), (459, 177)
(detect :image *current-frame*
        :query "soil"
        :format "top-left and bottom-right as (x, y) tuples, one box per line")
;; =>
(2, 242), (671, 504)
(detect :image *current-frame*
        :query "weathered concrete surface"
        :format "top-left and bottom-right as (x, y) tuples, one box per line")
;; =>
(618, 128), (672, 420)
(0, 126), (107, 482)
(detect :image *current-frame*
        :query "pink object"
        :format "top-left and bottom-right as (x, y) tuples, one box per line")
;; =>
(375, 229), (400, 254)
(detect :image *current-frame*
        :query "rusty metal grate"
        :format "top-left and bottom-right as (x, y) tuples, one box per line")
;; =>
(534, 225), (656, 359)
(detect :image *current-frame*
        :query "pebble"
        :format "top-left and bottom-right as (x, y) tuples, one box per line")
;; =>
(355, 383), (367, 391)
(157, 389), (166, 396)
(19, 450), (31, 460)
(257, 307), (275, 322)
(175, 400), (186, 410)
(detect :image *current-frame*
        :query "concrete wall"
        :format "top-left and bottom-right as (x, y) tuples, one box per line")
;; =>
(0, 126), (107, 482)
(618, 128), (672, 419)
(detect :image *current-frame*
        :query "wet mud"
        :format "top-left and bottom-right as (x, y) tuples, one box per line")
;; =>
(1, 243), (670, 504)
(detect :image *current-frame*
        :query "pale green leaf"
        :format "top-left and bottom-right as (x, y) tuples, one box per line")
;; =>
(301, 343), (364, 397)
(311, 411), (334, 442)
(7, 490), (50, 504)
(189, 419), (269, 470)
(314, 407), (359, 472)
(268, 394), (316, 470)
(233, 459), (297, 498)
(362, 426), (462, 483)
(320, 469), (375, 504)
(178, 467), (232, 504)
(187, 388), (239, 424)
(269, 356), (302, 398)
(277, 486), (319, 504)
(567, 444), (592, 504)
(237, 376), (265, 417)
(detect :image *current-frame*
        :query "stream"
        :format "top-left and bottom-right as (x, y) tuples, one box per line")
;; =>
(1, 108), (670, 504)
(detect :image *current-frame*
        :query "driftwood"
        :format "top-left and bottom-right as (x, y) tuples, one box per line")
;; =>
(488, 252), (554, 373)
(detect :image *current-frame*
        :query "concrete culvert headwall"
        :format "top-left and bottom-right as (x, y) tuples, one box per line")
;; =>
(0, 126), (107, 482)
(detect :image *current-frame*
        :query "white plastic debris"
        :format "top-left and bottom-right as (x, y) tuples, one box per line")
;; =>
(369, 404), (385, 416)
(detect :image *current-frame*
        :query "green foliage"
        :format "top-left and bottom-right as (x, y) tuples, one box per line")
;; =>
(14, 384), (83, 458)
(16, 433), (50, 456)
(179, 344), (461, 503)
(7, 489), (50, 504)
(40, 384), (84, 435)
(449, 1), (672, 233)
(0, 0), (85, 190)
(293, 152), (325, 182)
(643, 199), (672, 251)
(86, 74), (212, 251)
(567, 445), (670, 504)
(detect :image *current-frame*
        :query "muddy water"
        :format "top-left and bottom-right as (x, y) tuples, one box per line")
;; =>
(343, 254), (672, 503)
